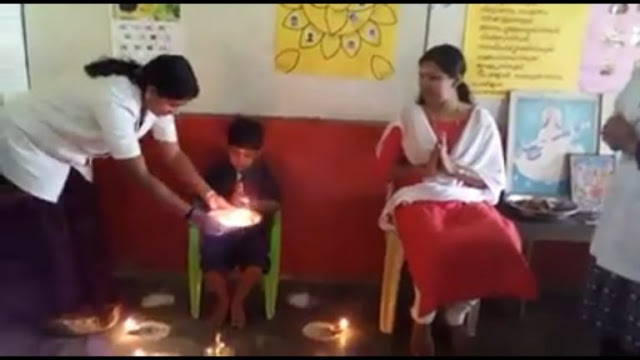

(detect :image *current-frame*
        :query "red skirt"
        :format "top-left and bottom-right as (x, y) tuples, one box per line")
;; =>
(394, 200), (538, 317)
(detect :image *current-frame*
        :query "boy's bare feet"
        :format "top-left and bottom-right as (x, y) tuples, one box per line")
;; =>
(208, 298), (229, 328)
(230, 300), (246, 329)
(205, 272), (230, 328)
(229, 266), (261, 329)
(410, 322), (435, 356)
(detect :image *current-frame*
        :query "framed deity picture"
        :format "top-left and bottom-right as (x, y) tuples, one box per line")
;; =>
(569, 154), (616, 213)
(506, 91), (602, 198)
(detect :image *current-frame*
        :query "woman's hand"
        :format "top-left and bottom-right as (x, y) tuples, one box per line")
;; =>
(204, 191), (232, 210)
(416, 148), (439, 177)
(437, 135), (459, 176)
(188, 208), (224, 235)
(602, 114), (638, 154)
(230, 183), (250, 207)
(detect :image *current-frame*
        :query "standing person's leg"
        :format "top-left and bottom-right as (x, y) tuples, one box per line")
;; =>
(582, 260), (640, 357)
(61, 170), (119, 324)
(0, 174), (86, 327)
(0, 177), (70, 325)
(42, 196), (84, 320)
(598, 335), (625, 356)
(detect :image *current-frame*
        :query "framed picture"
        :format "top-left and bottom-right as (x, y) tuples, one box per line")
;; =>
(506, 91), (602, 198)
(569, 154), (616, 213)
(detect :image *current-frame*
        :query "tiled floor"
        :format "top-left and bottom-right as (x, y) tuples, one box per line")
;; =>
(0, 266), (599, 356)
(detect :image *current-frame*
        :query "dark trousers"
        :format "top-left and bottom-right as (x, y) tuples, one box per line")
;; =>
(0, 170), (116, 321)
(599, 336), (638, 356)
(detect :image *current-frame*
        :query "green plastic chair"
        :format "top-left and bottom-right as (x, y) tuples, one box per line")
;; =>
(188, 211), (282, 320)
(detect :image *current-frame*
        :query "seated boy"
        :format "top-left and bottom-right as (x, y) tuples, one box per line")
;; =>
(201, 116), (281, 329)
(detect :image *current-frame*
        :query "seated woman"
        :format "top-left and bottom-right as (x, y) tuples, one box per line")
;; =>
(375, 44), (538, 356)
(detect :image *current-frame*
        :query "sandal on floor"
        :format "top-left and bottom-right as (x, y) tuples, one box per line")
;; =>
(45, 303), (122, 337)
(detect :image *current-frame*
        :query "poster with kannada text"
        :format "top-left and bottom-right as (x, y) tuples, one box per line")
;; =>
(463, 4), (589, 96)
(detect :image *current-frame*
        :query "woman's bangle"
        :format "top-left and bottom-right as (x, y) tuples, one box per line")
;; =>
(184, 205), (196, 220)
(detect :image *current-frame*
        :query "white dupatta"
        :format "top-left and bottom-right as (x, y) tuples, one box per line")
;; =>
(376, 104), (506, 232)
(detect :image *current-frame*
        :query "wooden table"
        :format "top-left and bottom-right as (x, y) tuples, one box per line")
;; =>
(508, 214), (596, 317)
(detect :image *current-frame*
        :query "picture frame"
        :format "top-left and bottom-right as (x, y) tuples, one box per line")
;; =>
(505, 90), (602, 198)
(569, 153), (616, 213)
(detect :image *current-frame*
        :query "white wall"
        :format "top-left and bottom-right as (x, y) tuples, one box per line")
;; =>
(24, 4), (429, 121)
(22, 3), (618, 125)
(0, 4), (29, 104)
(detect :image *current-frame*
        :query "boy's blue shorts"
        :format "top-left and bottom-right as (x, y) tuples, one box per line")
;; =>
(200, 224), (269, 273)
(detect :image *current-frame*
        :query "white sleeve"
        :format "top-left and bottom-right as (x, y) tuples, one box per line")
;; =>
(94, 97), (142, 160)
(151, 115), (179, 143)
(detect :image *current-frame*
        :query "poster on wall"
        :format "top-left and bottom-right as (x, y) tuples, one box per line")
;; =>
(110, 4), (183, 65)
(505, 91), (601, 198)
(463, 4), (589, 96)
(0, 3), (29, 98)
(274, 4), (399, 81)
(569, 154), (616, 213)
(579, 4), (640, 94)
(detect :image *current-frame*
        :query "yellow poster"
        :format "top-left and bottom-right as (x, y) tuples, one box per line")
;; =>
(463, 4), (589, 96)
(274, 4), (399, 81)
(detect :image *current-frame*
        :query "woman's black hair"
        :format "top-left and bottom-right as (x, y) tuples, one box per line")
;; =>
(416, 44), (473, 105)
(84, 54), (199, 100)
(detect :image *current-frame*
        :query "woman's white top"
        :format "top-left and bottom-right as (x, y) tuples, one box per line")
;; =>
(0, 73), (178, 203)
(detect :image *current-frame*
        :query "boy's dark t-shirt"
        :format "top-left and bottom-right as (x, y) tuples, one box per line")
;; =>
(205, 157), (281, 217)
(201, 157), (280, 272)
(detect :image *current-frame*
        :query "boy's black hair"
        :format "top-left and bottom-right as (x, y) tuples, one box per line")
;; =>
(227, 116), (264, 150)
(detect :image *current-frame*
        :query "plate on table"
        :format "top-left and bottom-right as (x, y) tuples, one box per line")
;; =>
(505, 195), (579, 221)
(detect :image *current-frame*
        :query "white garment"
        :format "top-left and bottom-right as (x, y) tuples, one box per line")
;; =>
(376, 104), (507, 232)
(0, 73), (178, 203)
(411, 286), (477, 326)
(590, 68), (640, 283)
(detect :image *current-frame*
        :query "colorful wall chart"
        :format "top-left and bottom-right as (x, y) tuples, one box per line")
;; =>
(274, 4), (399, 81)
(463, 4), (589, 96)
(110, 4), (183, 64)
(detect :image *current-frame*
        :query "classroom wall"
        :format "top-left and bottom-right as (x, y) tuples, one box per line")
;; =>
(24, 4), (428, 121)
(23, 4), (596, 286)
(94, 113), (591, 288)
(94, 115), (389, 281)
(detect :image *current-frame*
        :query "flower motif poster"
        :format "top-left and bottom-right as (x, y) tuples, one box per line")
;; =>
(110, 4), (183, 64)
(274, 4), (399, 81)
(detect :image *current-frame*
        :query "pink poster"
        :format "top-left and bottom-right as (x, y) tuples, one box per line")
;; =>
(579, 4), (640, 94)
